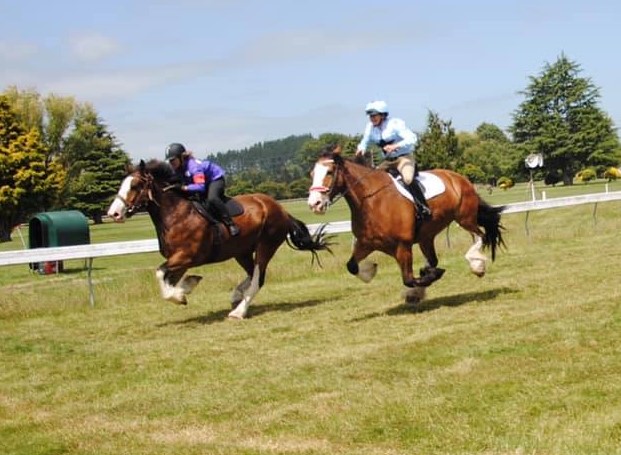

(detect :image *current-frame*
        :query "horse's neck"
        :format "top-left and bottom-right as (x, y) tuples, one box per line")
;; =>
(147, 188), (193, 233)
(342, 161), (392, 208)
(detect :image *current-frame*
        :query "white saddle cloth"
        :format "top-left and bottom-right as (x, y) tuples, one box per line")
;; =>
(391, 171), (445, 202)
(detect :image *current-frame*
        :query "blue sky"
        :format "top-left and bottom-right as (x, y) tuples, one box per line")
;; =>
(1, 0), (620, 162)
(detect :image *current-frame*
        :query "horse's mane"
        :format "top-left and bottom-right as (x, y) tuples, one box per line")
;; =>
(319, 144), (373, 168)
(139, 159), (177, 183)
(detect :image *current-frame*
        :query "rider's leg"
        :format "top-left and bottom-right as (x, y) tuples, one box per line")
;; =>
(397, 156), (431, 218)
(207, 178), (240, 236)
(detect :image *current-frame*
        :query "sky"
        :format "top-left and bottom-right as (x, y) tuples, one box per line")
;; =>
(1, 0), (620, 162)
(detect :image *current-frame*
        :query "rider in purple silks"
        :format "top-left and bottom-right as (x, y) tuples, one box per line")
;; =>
(165, 142), (240, 236)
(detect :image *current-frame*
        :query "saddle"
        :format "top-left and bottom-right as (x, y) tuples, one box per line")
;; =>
(191, 196), (244, 223)
(386, 169), (445, 202)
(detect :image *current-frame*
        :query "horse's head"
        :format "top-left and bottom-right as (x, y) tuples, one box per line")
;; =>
(307, 145), (346, 214)
(107, 159), (174, 222)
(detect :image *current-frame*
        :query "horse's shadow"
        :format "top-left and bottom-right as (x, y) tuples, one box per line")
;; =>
(351, 287), (517, 322)
(157, 298), (325, 327)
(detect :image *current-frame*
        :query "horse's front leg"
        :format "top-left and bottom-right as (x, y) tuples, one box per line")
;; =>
(346, 239), (377, 283)
(156, 263), (202, 305)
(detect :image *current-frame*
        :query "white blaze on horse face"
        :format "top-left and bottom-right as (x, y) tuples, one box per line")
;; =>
(307, 161), (331, 214)
(107, 175), (133, 221)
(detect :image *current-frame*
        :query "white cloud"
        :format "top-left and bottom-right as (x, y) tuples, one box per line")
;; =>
(69, 33), (120, 62)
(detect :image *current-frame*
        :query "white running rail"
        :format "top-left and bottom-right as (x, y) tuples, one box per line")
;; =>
(2, 190), (621, 305)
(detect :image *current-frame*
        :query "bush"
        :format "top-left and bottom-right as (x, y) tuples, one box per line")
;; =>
(603, 167), (621, 181)
(576, 168), (596, 183)
(497, 176), (514, 190)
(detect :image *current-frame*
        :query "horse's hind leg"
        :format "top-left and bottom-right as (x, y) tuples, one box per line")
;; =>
(456, 216), (488, 277)
(228, 265), (261, 319)
(228, 241), (279, 320)
(465, 235), (487, 277)
(231, 254), (254, 308)
(417, 237), (445, 286)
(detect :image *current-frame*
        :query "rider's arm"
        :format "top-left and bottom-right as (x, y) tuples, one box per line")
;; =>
(384, 118), (417, 158)
(356, 122), (373, 154)
(184, 160), (207, 193)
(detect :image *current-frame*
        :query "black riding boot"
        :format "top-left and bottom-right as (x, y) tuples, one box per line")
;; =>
(221, 213), (240, 237)
(409, 179), (432, 220)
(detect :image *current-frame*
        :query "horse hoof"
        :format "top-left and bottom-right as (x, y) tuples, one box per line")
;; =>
(357, 261), (378, 283)
(227, 311), (245, 320)
(469, 259), (486, 277)
(402, 286), (426, 305)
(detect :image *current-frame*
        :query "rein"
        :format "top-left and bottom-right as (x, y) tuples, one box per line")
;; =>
(326, 161), (386, 206)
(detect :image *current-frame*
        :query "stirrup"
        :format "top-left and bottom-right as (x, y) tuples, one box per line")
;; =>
(417, 204), (432, 220)
(224, 220), (240, 236)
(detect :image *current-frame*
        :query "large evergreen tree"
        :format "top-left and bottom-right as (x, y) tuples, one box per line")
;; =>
(415, 111), (462, 171)
(0, 96), (65, 242)
(510, 54), (621, 185)
(62, 105), (130, 223)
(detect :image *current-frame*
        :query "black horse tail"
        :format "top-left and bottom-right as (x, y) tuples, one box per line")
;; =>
(286, 216), (334, 266)
(477, 200), (506, 261)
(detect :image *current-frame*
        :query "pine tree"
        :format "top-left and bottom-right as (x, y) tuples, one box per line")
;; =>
(415, 111), (462, 171)
(62, 105), (130, 223)
(511, 54), (621, 184)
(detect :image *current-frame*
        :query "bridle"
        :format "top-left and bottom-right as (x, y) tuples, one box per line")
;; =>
(310, 158), (380, 206)
(309, 159), (342, 204)
(114, 173), (156, 216)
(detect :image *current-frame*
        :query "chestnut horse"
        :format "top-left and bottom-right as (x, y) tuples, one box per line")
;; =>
(307, 147), (505, 303)
(107, 159), (331, 319)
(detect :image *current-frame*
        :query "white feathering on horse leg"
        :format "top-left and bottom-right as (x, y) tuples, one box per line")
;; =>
(357, 261), (378, 283)
(465, 237), (487, 277)
(178, 275), (202, 294)
(155, 269), (187, 304)
(231, 276), (252, 308)
(228, 296), (252, 320)
(228, 265), (260, 319)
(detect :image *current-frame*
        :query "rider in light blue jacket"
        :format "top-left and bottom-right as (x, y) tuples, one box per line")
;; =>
(355, 101), (430, 218)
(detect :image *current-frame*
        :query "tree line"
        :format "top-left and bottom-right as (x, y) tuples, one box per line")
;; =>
(1, 54), (620, 242)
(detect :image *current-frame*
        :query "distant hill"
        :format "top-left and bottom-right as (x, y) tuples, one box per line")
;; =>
(207, 134), (313, 179)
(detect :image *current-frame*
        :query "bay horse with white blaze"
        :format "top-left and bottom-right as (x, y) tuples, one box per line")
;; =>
(307, 146), (505, 303)
(107, 159), (331, 319)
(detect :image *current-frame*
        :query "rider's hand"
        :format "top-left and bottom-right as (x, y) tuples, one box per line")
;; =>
(383, 144), (398, 153)
(167, 183), (185, 192)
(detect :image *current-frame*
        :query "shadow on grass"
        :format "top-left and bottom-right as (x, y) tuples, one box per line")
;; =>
(158, 298), (325, 326)
(352, 287), (518, 321)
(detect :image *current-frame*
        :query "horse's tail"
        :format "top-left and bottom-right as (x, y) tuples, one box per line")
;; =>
(477, 200), (506, 261)
(286, 216), (334, 266)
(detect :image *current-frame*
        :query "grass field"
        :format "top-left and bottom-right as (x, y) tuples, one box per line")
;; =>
(2, 180), (621, 454)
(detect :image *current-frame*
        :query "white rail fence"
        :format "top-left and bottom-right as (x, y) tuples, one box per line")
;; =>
(2, 190), (621, 306)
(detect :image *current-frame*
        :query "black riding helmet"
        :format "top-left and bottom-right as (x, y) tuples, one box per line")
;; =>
(165, 142), (186, 161)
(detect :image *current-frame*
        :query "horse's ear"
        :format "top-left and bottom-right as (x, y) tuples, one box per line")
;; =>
(139, 159), (146, 173)
(333, 144), (342, 155)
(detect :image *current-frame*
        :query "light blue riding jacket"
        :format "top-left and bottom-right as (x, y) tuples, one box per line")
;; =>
(357, 116), (418, 160)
